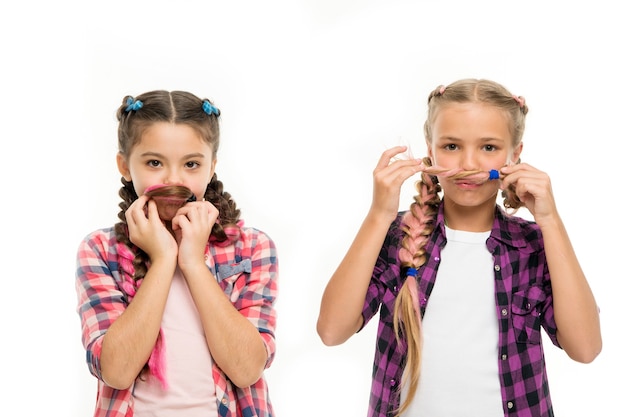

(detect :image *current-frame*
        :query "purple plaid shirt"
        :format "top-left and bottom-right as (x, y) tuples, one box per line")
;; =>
(361, 200), (560, 417)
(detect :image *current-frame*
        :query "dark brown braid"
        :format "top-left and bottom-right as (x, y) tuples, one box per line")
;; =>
(203, 173), (241, 243)
(113, 179), (147, 280)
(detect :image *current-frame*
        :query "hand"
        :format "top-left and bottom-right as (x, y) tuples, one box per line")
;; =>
(125, 195), (178, 261)
(500, 163), (558, 224)
(371, 146), (424, 222)
(171, 200), (219, 269)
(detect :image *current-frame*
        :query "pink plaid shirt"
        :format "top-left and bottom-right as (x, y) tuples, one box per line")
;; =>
(75, 225), (278, 417)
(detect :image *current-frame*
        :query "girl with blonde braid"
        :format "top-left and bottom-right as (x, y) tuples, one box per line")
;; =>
(75, 90), (278, 417)
(317, 78), (601, 417)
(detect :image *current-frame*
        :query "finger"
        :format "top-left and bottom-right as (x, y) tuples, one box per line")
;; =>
(171, 215), (182, 231)
(500, 168), (549, 192)
(127, 200), (149, 224)
(375, 146), (410, 170)
(176, 203), (205, 221)
(146, 199), (160, 220)
(376, 159), (422, 186)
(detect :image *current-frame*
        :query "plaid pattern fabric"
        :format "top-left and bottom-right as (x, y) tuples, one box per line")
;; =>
(361, 200), (559, 417)
(76, 226), (278, 417)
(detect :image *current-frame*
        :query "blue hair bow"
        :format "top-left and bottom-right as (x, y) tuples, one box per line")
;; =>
(125, 97), (143, 112)
(202, 100), (220, 116)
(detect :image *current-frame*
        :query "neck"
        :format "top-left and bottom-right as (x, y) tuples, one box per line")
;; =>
(443, 200), (495, 232)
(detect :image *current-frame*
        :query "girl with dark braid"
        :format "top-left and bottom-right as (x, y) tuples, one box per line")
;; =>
(75, 90), (278, 417)
(317, 79), (601, 417)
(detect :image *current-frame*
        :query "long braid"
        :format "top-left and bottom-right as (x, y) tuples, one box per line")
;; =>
(114, 178), (151, 282)
(392, 157), (441, 415)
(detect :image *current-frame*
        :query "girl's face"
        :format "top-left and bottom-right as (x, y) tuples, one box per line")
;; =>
(116, 122), (216, 200)
(428, 102), (522, 208)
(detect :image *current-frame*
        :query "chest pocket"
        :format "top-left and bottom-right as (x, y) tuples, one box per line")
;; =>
(511, 286), (546, 344)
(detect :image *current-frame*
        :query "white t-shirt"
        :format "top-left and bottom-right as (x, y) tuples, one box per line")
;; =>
(133, 268), (219, 416)
(401, 227), (504, 417)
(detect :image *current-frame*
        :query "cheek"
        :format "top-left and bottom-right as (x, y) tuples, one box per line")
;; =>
(128, 174), (159, 197)
(430, 150), (452, 167)
(132, 183), (148, 196)
(190, 181), (210, 200)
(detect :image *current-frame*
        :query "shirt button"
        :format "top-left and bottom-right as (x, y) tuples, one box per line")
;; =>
(390, 379), (397, 387)
(501, 308), (508, 316)
(501, 354), (507, 360)
(507, 401), (514, 409)
(221, 398), (228, 405)
(434, 256), (440, 262)
(494, 265), (501, 271)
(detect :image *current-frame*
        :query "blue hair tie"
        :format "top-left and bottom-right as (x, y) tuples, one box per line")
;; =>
(406, 267), (418, 277)
(202, 100), (220, 116)
(488, 169), (500, 180)
(125, 97), (143, 112)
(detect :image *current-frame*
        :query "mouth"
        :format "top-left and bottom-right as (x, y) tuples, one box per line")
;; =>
(453, 178), (484, 190)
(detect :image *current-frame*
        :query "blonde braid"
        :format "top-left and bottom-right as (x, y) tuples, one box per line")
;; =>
(393, 157), (441, 416)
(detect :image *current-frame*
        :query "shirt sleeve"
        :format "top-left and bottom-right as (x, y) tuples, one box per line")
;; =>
(219, 229), (279, 369)
(540, 262), (560, 348)
(75, 230), (126, 380)
(361, 251), (388, 331)
(360, 215), (403, 331)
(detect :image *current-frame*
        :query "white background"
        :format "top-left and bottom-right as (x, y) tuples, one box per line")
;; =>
(1, 1), (623, 415)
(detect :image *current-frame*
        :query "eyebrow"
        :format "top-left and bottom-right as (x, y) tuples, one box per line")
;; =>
(439, 136), (505, 143)
(139, 151), (207, 159)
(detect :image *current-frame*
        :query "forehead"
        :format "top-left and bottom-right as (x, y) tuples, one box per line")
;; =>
(432, 102), (512, 141)
(133, 122), (211, 153)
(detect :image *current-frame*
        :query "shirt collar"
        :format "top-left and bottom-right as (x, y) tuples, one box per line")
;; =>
(436, 200), (540, 252)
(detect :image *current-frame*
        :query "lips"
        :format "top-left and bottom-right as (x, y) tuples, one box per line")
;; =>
(454, 180), (482, 189)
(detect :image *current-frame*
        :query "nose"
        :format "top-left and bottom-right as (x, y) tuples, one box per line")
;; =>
(163, 168), (184, 186)
(460, 150), (479, 171)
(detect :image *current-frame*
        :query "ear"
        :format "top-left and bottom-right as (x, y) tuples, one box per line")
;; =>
(209, 158), (217, 178)
(116, 153), (132, 181)
(511, 142), (523, 164)
(426, 142), (434, 162)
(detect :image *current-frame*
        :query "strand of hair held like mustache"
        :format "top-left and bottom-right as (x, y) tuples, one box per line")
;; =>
(418, 158), (523, 210)
(144, 184), (196, 202)
(421, 165), (500, 183)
